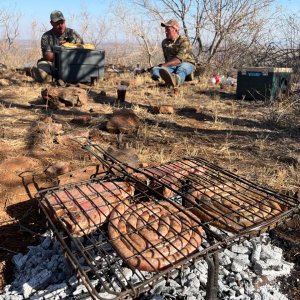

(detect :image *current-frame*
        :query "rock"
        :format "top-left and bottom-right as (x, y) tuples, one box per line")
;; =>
(106, 109), (140, 134)
(104, 147), (140, 175)
(153, 105), (175, 114)
(41, 86), (88, 108)
(105, 147), (139, 166)
(45, 162), (70, 177)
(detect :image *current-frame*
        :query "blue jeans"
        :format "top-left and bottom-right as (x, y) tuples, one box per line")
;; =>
(151, 62), (195, 85)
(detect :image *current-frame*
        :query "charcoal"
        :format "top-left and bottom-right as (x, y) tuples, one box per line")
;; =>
(1, 230), (293, 300)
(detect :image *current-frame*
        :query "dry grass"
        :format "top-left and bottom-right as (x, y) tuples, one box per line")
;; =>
(0, 69), (299, 195)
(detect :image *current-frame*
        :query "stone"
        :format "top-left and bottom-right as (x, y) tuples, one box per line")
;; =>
(106, 109), (140, 134)
(105, 147), (139, 167)
(41, 86), (88, 108)
(153, 105), (174, 114)
(45, 162), (70, 177)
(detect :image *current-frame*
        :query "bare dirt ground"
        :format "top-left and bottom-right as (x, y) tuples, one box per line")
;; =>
(0, 69), (299, 298)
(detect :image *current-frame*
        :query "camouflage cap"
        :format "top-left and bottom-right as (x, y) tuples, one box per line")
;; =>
(50, 10), (65, 23)
(161, 19), (179, 30)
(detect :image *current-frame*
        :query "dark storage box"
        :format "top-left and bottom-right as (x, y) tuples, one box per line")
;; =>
(236, 67), (292, 100)
(53, 46), (105, 83)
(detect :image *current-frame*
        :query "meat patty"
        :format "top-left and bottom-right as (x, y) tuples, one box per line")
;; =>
(41, 181), (135, 237)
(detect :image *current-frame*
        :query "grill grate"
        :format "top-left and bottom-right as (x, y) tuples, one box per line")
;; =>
(36, 140), (300, 300)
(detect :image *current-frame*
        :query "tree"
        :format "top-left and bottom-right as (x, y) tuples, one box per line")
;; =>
(111, 1), (162, 67)
(128, 0), (274, 69)
(0, 9), (21, 49)
(69, 6), (111, 49)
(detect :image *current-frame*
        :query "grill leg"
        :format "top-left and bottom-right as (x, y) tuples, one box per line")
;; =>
(205, 252), (219, 300)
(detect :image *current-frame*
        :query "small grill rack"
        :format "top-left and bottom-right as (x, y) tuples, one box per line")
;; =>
(36, 140), (300, 300)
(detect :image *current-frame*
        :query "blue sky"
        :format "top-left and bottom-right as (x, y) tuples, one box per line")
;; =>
(1, 0), (111, 38)
(1, 0), (299, 39)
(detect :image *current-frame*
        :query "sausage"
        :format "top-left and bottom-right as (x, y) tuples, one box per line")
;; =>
(185, 182), (285, 232)
(130, 159), (205, 198)
(108, 200), (204, 271)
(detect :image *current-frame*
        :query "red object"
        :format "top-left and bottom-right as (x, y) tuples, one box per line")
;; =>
(214, 75), (220, 84)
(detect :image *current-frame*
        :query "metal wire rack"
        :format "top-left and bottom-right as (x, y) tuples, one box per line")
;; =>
(36, 140), (299, 300)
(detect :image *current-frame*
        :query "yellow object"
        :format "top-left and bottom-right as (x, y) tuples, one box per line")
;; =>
(83, 44), (96, 49)
(62, 42), (96, 50)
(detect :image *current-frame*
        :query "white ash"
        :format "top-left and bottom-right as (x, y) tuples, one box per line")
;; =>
(0, 231), (294, 300)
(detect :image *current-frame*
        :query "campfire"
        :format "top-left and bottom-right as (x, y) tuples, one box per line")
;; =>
(3, 141), (300, 299)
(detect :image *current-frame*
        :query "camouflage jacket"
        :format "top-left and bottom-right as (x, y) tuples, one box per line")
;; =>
(41, 28), (84, 57)
(162, 35), (195, 65)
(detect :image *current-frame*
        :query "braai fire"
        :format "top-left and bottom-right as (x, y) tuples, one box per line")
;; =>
(36, 141), (299, 300)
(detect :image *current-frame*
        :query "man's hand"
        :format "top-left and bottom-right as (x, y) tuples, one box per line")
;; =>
(43, 51), (54, 62)
(161, 58), (181, 67)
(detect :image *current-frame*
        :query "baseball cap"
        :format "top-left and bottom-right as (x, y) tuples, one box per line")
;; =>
(161, 19), (179, 30)
(50, 10), (65, 23)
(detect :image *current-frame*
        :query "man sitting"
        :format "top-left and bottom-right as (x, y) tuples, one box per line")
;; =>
(151, 19), (195, 87)
(32, 10), (84, 83)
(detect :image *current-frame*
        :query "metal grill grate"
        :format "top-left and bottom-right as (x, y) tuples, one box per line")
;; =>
(36, 140), (300, 300)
